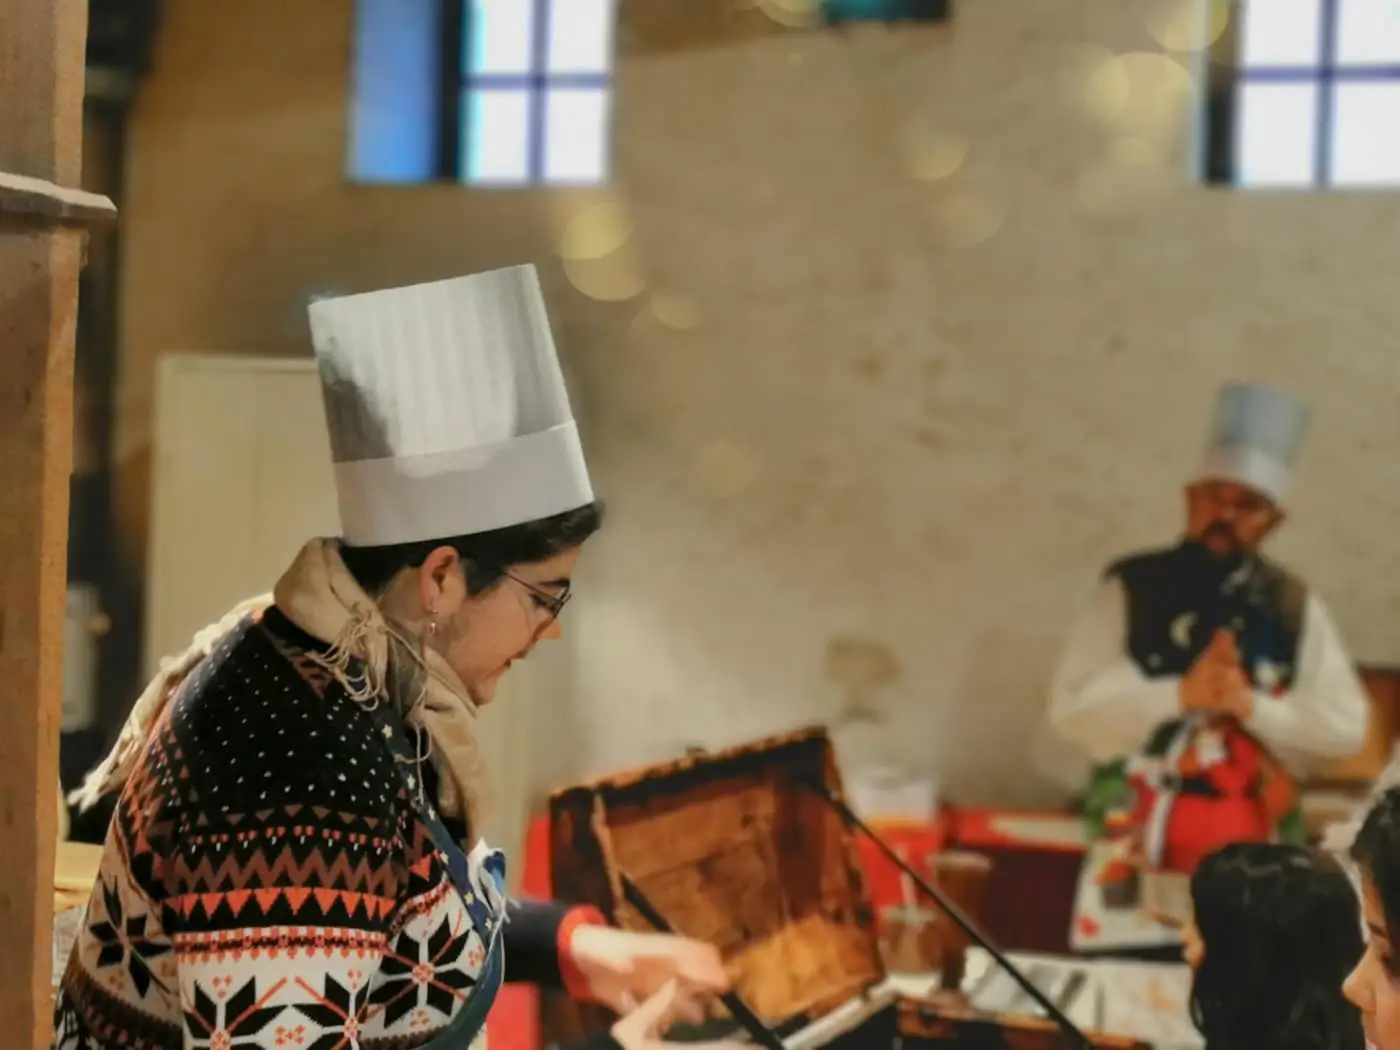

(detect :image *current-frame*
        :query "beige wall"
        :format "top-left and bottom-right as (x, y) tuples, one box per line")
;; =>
(117, 0), (1400, 806)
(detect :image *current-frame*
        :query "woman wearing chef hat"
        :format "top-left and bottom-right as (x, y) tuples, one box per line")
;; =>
(56, 267), (730, 1050)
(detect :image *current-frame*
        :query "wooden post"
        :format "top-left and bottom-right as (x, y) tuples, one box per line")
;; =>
(0, 1), (116, 1047)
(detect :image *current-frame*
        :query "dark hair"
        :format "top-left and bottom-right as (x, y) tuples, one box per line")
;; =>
(1352, 785), (1400, 940)
(338, 501), (604, 596)
(1189, 842), (1364, 1050)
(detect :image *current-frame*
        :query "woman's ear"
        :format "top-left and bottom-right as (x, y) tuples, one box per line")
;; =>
(418, 546), (465, 617)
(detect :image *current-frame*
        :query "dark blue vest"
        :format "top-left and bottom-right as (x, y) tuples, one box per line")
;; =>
(1106, 542), (1305, 693)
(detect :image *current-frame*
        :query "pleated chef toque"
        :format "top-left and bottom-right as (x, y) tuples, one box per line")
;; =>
(1196, 382), (1309, 505)
(309, 265), (593, 545)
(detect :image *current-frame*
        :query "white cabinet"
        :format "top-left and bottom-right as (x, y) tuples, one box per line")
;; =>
(145, 355), (338, 677)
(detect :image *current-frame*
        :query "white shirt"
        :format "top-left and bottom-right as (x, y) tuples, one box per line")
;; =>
(1047, 577), (1369, 776)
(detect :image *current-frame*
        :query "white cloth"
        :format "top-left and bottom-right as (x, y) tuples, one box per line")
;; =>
(309, 265), (594, 545)
(1047, 577), (1368, 777)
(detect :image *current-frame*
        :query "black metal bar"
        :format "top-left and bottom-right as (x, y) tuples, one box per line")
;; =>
(800, 778), (1095, 1050)
(436, 0), (465, 180)
(617, 872), (788, 1050)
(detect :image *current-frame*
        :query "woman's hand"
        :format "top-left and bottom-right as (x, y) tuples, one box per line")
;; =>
(567, 925), (729, 1014)
(610, 980), (747, 1050)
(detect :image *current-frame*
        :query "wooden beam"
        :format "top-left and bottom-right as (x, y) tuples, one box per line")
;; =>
(0, 0), (92, 1047)
(0, 171), (116, 232)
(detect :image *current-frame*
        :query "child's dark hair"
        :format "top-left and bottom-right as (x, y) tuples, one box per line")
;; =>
(338, 502), (603, 596)
(1189, 841), (1364, 1050)
(1353, 786), (1400, 945)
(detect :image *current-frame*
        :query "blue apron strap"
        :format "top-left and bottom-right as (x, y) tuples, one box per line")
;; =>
(362, 693), (508, 1048)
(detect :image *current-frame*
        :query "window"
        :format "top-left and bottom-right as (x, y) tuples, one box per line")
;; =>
(349, 0), (616, 186)
(1202, 0), (1400, 188)
(457, 0), (615, 184)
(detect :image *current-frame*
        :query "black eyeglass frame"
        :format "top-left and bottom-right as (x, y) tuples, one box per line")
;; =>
(500, 568), (571, 621)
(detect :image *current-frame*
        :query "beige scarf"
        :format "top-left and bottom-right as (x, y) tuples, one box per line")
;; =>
(71, 538), (484, 829)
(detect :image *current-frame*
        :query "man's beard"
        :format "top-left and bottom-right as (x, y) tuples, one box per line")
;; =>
(1200, 521), (1242, 556)
(1183, 525), (1248, 577)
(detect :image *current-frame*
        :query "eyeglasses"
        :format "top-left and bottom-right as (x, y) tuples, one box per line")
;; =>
(501, 570), (572, 622)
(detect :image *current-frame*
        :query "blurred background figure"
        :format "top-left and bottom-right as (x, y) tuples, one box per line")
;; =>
(1049, 382), (1367, 957)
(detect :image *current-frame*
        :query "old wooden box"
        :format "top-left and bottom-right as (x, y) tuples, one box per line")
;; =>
(550, 728), (1149, 1050)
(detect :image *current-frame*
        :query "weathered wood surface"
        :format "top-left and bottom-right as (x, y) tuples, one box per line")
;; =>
(0, 0), (92, 1046)
(551, 727), (884, 1024)
(0, 170), (117, 231)
(552, 728), (1160, 1050)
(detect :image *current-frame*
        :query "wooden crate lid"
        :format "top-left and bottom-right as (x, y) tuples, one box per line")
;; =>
(550, 727), (884, 1024)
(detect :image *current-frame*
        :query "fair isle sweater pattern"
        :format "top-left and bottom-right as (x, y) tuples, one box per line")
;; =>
(53, 607), (566, 1050)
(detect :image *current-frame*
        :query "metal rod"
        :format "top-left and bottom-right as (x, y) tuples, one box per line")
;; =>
(617, 871), (788, 1050)
(801, 777), (1095, 1050)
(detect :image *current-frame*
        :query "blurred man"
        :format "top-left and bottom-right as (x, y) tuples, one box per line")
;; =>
(1048, 382), (1368, 956)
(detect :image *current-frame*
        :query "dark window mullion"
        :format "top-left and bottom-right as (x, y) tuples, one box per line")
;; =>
(457, 72), (608, 88)
(1201, 0), (1243, 185)
(1239, 64), (1400, 80)
(437, 0), (466, 180)
(1314, 0), (1340, 187)
(528, 0), (551, 181)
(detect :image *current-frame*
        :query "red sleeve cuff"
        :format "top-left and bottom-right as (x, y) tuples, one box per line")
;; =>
(557, 904), (610, 1002)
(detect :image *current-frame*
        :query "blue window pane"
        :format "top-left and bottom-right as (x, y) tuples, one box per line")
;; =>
(348, 0), (440, 182)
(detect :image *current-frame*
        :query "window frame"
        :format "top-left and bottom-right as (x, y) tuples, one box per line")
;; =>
(1203, 0), (1400, 188)
(444, 0), (614, 186)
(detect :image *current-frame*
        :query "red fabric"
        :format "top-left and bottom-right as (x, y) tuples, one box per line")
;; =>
(557, 904), (611, 1001)
(1131, 726), (1275, 875)
(1160, 793), (1271, 873)
(487, 985), (537, 1050)
(520, 813), (554, 897)
(855, 819), (948, 927)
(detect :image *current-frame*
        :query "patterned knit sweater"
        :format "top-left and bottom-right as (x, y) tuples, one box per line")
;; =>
(54, 606), (604, 1049)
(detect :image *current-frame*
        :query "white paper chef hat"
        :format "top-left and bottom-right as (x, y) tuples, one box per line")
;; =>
(1196, 382), (1310, 505)
(308, 265), (593, 546)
